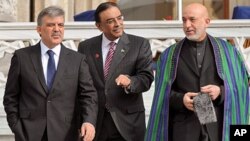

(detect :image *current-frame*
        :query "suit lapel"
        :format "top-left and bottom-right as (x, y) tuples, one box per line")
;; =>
(91, 35), (105, 82)
(30, 43), (48, 95)
(106, 33), (129, 82)
(48, 45), (69, 96)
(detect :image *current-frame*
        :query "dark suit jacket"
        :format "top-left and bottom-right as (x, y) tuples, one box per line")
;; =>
(169, 38), (224, 141)
(78, 33), (154, 141)
(3, 43), (98, 141)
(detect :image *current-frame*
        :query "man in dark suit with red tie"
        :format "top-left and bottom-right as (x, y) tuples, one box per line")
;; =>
(3, 6), (98, 141)
(78, 2), (154, 141)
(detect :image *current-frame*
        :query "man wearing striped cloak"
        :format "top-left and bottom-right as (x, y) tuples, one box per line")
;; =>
(145, 3), (250, 141)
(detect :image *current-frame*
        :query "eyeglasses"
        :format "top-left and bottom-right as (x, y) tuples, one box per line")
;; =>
(105, 15), (124, 25)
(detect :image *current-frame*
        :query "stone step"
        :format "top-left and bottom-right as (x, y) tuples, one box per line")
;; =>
(0, 88), (14, 140)
(0, 116), (12, 135)
(0, 135), (14, 141)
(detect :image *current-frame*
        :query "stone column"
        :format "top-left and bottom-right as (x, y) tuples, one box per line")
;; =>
(0, 0), (17, 22)
(33, 0), (106, 22)
(74, 0), (107, 18)
(34, 0), (74, 21)
(16, 0), (31, 22)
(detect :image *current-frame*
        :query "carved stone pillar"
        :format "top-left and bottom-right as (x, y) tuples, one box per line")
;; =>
(0, 0), (17, 22)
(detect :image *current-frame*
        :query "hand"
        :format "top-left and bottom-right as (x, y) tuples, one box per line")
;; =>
(80, 122), (95, 141)
(183, 92), (198, 111)
(115, 74), (131, 88)
(200, 85), (221, 100)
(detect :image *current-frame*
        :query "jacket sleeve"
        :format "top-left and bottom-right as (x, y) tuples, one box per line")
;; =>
(129, 39), (154, 94)
(78, 55), (98, 127)
(3, 52), (20, 131)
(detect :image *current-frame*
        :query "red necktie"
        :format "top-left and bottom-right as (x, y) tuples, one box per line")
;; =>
(104, 42), (116, 80)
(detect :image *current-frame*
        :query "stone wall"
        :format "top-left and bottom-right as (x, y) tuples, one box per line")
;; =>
(0, 20), (250, 140)
(0, 0), (17, 22)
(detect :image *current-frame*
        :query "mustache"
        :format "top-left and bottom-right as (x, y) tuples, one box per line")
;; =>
(52, 32), (61, 36)
(113, 26), (123, 31)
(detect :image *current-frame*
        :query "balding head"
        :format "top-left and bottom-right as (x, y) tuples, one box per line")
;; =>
(182, 3), (210, 41)
(184, 3), (209, 19)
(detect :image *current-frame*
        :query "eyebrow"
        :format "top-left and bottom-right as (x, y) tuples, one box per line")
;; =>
(106, 14), (122, 21)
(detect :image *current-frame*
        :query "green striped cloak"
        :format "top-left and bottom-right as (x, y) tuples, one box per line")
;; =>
(145, 35), (250, 141)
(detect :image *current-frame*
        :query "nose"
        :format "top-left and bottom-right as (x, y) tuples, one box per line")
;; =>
(114, 18), (123, 26)
(184, 20), (191, 28)
(53, 24), (60, 31)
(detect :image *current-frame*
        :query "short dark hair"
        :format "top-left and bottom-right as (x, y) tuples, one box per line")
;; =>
(94, 2), (120, 23)
(37, 6), (65, 26)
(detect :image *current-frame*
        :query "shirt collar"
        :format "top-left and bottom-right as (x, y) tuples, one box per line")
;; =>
(40, 41), (61, 56)
(186, 36), (208, 48)
(102, 34), (120, 47)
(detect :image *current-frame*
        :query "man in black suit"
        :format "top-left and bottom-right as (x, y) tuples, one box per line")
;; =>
(3, 6), (98, 141)
(78, 2), (154, 141)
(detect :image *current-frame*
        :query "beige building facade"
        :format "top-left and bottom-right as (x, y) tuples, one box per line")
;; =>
(0, 0), (250, 22)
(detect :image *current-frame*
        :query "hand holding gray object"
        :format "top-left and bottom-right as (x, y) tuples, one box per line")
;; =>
(193, 92), (217, 124)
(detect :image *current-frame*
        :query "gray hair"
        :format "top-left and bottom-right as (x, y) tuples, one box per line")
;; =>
(37, 6), (65, 26)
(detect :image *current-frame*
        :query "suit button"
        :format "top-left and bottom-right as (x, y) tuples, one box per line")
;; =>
(47, 100), (51, 103)
(105, 104), (110, 112)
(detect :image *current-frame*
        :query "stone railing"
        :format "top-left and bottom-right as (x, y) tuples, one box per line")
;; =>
(1, 20), (250, 140)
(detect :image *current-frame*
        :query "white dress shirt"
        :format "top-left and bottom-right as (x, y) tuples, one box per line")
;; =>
(40, 41), (61, 83)
(101, 34), (119, 69)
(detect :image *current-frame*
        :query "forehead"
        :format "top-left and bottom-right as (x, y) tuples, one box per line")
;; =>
(183, 8), (202, 19)
(42, 15), (64, 23)
(99, 6), (121, 20)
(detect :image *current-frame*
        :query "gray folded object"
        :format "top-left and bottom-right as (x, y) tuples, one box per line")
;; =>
(193, 93), (217, 124)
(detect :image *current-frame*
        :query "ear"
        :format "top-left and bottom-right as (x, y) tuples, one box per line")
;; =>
(205, 18), (210, 26)
(36, 26), (42, 36)
(95, 23), (103, 32)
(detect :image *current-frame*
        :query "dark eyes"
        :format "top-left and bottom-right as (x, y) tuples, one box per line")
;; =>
(106, 15), (124, 25)
(46, 23), (64, 28)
